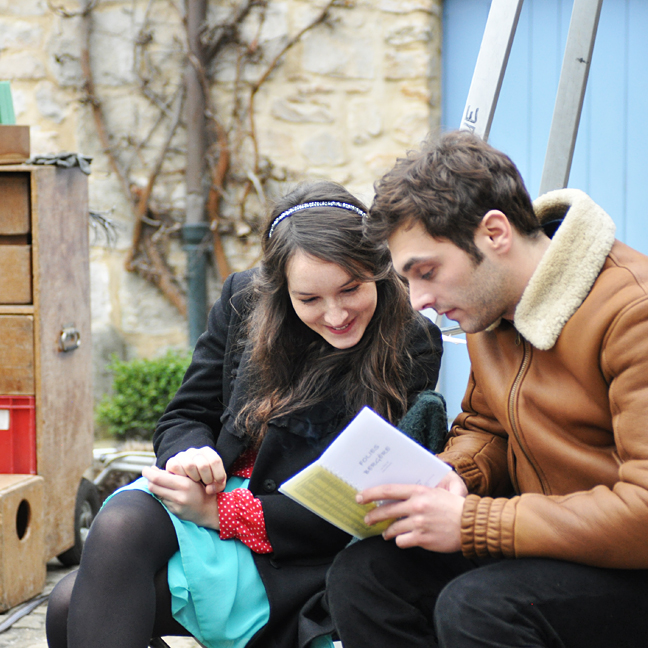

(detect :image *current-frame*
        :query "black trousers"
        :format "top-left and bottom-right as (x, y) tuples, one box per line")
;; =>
(326, 536), (648, 648)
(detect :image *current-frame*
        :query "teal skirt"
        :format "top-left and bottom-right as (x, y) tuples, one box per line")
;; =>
(114, 476), (269, 648)
(112, 477), (334, 648)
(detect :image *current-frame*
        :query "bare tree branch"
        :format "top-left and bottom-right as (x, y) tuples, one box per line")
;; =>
(142, 236), (187, 316)
(48, 0), (98, 18)
(203, 0), (263, 63)
(78, 0), (189, 314)
(126, 85), (186, 271)
(79, 0), (133, 202)
(248, 1), (335, 169)
(71, 0), (339, 317)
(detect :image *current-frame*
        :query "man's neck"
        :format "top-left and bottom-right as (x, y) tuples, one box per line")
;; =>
(503, 232), (552, 320)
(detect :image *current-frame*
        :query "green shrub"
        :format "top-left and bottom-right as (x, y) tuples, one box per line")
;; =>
(96, 350), (192, 441)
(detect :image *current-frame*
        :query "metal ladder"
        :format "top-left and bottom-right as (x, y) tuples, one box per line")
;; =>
(439, 0), (603, 339)
(459, 0), (603, 194)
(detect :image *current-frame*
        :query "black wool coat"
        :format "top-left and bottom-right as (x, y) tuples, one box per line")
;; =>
(154, 269), (442, 648)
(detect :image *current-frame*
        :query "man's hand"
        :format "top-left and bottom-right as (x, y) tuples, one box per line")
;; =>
(436, 469), (469, 497)
(358, 473), (467, 552)
(143, 465), (220, 529)
(165, 446), (227, 495)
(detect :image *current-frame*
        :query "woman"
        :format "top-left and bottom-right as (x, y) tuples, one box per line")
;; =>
(46, 181), (442, 648)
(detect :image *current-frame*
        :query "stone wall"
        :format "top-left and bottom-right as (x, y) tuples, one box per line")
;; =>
(0, 0), (442, 401)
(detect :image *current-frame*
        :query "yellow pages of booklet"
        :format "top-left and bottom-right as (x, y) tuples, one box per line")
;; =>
(279, 407), (451, 538)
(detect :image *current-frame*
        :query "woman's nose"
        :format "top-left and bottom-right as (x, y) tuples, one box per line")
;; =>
(324, 303), (349, 327)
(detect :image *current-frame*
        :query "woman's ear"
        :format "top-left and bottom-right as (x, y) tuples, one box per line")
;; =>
(476, 210), (513, 256)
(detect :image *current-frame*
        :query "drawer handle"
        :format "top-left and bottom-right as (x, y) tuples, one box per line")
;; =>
(59, 325), (81, 352)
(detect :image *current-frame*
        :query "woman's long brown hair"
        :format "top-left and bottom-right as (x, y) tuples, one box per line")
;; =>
(236, 181), (421, 444)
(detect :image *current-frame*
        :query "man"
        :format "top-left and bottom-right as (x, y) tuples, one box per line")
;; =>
(325, 131), (648, 647)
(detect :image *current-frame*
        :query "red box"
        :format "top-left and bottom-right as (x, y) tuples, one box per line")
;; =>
(0, 396), (36, 474)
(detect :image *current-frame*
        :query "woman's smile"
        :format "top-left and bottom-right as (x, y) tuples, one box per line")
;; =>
(328, 320), (354, 332)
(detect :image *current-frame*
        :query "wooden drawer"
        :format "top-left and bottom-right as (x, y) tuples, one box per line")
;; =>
(0, 173), (30, 235)
(0, 316), (34, 394)
(0, 244), (31, 304)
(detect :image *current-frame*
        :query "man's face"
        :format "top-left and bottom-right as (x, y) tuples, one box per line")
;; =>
(388, 221), (514, 333)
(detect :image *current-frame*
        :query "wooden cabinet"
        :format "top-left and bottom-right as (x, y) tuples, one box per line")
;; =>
(0, 165), (92, 609)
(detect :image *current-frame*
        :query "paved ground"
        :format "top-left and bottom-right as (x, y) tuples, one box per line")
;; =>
(0, 560), (200, 648)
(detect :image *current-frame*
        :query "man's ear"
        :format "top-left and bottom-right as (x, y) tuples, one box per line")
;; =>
(476, 210), (513, 255)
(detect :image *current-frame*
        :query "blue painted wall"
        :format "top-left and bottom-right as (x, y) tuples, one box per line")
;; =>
(439, 0), (648, 421)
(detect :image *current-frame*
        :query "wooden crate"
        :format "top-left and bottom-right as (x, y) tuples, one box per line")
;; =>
(0, 474), (45, 612)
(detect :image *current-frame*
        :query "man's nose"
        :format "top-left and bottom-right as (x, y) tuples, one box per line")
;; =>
(409, 280), (435, 312)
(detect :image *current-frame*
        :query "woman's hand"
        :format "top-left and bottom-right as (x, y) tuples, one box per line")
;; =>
(142, 465), (220, 529)
(165, 446), (227, 495)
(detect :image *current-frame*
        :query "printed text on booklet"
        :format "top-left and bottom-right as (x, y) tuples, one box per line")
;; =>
(279, 407), (451, 538)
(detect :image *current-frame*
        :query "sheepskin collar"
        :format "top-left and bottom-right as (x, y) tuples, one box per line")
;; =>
(513, 188), (616, 350)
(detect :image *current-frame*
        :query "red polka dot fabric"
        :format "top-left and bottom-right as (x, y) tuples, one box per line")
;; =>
(229, 449), (256, 479)
(217, 449), (273, 554)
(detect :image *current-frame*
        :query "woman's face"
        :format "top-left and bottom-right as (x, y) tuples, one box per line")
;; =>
(286, 250), (378, 350)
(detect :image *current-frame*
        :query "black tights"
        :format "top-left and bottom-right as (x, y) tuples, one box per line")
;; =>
(46, 490), (191, 648)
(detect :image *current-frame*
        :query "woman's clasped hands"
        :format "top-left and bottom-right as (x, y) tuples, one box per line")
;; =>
(142, 446), (226, 530)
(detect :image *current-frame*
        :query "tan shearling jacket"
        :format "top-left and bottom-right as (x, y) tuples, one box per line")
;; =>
(438, 188), (648, 569)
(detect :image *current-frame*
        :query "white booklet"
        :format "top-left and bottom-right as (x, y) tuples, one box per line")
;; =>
(279, 406), (451, 538)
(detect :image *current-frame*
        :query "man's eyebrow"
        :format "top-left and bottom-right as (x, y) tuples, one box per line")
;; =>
(402, 256), (433, 273)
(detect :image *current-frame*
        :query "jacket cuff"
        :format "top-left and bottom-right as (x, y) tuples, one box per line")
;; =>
(460, 495), (517, 559)
(217, 488), (273, 554)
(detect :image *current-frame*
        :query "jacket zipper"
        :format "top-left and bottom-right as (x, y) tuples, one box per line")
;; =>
(508, 333), (546, 492)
